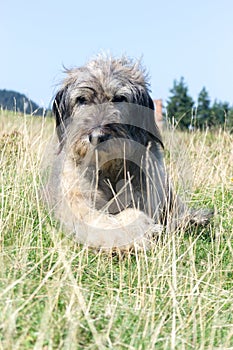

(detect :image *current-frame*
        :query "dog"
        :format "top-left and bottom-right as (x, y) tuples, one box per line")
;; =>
(45, 55), (212, 250)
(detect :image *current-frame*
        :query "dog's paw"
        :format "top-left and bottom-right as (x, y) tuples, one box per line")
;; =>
(189, 208), (214, 227)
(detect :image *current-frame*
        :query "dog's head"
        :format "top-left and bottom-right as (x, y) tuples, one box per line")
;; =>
(53, 55), (163, 162)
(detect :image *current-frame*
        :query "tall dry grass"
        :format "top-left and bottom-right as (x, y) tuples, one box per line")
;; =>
(0, 111), (232, 349)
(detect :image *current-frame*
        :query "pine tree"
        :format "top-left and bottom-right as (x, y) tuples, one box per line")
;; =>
(196, 87), (211, 128)
(166, 77), (194, 130)
(210, 100), (230, 127)
(226, 108), (233, 131)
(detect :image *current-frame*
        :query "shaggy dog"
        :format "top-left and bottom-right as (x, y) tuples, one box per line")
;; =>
(45, 55), (212, 250)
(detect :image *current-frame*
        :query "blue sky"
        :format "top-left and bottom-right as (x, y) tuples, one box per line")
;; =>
(2, 0), (233, 108)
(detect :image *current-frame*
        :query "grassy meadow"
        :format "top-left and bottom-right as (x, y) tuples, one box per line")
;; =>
(0, 111), (232, 349)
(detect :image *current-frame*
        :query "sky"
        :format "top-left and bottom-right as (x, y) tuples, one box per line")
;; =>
(1, 0), (233, 109)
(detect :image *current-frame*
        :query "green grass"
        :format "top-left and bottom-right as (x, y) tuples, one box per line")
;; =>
(0, 111), (232, 349)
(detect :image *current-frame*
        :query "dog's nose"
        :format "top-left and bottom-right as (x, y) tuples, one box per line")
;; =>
(89, 130), (112, 145)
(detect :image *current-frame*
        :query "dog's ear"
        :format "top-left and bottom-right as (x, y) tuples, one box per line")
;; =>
(146, 92), (164, 149)
(148, 94), (155, 111)
(52, 86), (69, 144)
(137, 87), (155, 111)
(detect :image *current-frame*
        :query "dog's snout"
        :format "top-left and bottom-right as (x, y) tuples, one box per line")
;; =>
(89, 129), (112, 146)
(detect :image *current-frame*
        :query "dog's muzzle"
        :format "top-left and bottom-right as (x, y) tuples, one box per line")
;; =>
(88, 127), (113, 146)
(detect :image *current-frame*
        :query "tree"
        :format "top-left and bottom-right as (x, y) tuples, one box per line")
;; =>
(166, 77), (194, 130)
(226, 108), (233, 131)
(210, 100), (230, 127)
(196, 87), (211, 128)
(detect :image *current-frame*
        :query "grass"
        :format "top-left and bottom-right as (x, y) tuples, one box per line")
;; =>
(0, 111), (232, 349)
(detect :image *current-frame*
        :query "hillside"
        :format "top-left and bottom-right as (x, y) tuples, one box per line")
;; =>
(0, 89), (45, 116)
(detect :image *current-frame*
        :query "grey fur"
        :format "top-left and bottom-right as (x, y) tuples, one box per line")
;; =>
(46, 55), (212, 250)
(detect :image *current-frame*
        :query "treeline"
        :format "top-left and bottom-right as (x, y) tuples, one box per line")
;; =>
(166, 77), (233, 130)
(0, 90), (45, 116)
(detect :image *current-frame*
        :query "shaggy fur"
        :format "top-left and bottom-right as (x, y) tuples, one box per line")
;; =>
(45, 55), (212, 250)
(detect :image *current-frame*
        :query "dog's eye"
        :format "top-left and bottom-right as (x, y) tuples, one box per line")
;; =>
(112, 95), (127, 103)
(76, 96), (87, 105)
